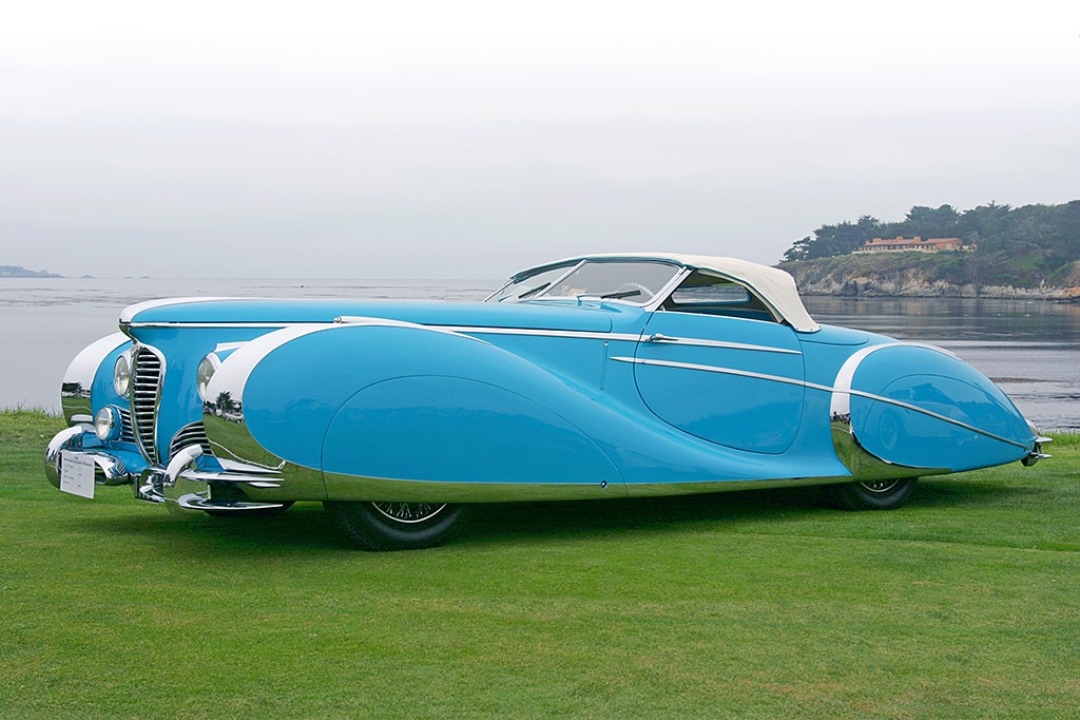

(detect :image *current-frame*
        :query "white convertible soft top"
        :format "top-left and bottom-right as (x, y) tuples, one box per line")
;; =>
(533, 253), (821, 333)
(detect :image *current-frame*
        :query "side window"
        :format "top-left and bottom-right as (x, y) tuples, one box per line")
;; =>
(665, 272), (778, 322)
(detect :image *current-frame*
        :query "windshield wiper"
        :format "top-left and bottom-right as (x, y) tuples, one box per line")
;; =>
(599, 289), (642, 300)
(515, 282), (551, 300)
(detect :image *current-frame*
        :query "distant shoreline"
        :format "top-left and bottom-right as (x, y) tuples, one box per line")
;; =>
(0, 265), (62, 279)
(782, 255), (1080, 303)
(799, 291), (1080, 303)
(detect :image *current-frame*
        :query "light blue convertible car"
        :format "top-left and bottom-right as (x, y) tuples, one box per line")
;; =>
(45, 254), (1050, 549)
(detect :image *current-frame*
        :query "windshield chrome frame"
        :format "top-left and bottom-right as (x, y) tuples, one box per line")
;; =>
(643, 267), (693, 311)
(485, 260), (585, 303)
(486, 258), (689, 310)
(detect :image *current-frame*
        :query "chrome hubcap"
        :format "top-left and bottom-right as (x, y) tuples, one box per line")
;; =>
(370, 502), (448, 524)
(858, 479), (903, 494)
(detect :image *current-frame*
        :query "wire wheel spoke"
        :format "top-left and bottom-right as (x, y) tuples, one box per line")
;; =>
(370, 502), (447, 524)
(858, 479), (903, 494)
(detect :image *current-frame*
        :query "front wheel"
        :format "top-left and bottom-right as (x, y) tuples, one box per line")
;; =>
(825, 478), (917, 511)
(324, 501), (468, 551)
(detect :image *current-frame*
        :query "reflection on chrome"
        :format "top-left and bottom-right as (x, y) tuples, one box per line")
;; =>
(60, 332), (129, 422)
(44, 425), (137, 489)
(202, 412), (286, 472)
(44, 426), (87, 489)
(829, 416), (942, 482)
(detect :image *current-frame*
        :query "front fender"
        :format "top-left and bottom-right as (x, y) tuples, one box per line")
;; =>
(205, 321), (624, 499)
(60, 332), (131, 423)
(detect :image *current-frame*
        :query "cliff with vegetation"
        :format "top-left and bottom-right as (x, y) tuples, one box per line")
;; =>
(779, 201), (1080, 300)
(782, 253), (1080, 299)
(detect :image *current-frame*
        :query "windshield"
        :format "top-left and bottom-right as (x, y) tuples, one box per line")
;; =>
(488, 260), (683, 305)
(487, 263), (578, 303)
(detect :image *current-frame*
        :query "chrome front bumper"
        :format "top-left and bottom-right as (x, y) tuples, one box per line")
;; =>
(46, 428), (288, 514)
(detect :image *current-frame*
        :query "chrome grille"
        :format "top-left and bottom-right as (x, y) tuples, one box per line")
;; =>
(131, 345), (164, 464)
(117, 407), (136, 443)
(169, 422), (214, 460)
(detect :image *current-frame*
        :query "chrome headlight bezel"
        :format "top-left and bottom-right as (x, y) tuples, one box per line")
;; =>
(196, 353), (222, 402)
(113, 351), (132, 397)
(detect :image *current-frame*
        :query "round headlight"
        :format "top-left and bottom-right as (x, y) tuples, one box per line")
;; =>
(196, 354), (221, 402)
(113, 352), (131, 397)
(94, 406), (122, 442)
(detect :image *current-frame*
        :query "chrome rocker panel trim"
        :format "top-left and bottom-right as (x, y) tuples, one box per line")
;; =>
(321, 470), (860, 503)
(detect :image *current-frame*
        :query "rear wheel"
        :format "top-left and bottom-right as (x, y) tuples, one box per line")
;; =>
(825, 478), (917, 510)
(324, 501), (468, 551)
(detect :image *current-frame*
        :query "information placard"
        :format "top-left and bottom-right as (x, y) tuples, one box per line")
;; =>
(59, 451), (96, 499)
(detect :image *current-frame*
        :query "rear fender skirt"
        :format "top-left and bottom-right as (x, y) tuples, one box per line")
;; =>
(829, 343), (1035, 475)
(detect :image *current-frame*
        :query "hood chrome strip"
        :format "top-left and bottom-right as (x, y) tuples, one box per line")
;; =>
(125, 320), (794, 355)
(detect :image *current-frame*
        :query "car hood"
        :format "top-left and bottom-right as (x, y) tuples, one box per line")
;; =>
(119, 298), (620, 334)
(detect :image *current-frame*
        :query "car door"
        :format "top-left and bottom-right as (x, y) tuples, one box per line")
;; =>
(633, 311), (806, 454)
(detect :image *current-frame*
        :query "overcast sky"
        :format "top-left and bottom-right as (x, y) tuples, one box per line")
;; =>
(1, 1), (1078, 279)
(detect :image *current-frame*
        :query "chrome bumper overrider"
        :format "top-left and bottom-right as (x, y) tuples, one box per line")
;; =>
(45, 425), (141, 489)
(134, 444), (289, 513)
(1022, 436), (1053, 467)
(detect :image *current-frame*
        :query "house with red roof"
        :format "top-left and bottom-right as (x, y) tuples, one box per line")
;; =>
(855, 236), (966, 253)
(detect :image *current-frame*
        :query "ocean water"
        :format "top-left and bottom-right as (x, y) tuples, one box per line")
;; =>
(1, 277), (493, 416)
(803, 296), (1080, 430)
(2, 278), (1078, 429)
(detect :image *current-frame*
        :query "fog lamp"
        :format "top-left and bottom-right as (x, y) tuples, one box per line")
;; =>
(94, 406), (122, 442)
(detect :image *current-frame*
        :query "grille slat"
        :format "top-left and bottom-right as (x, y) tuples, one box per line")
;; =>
(117, 407), (135, 443)
(169, 422), (214, 459)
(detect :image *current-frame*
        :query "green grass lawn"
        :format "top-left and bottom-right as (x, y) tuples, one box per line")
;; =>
(3, 410), (1078, 719)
